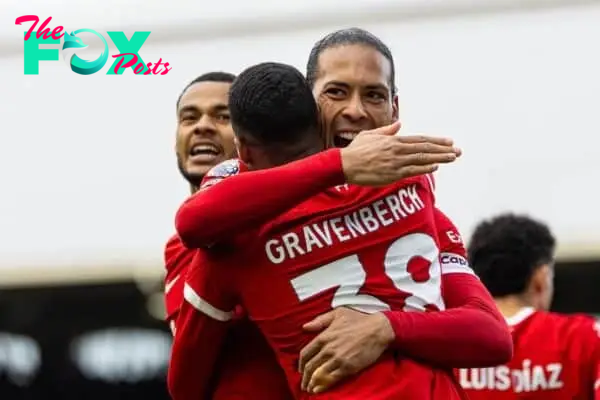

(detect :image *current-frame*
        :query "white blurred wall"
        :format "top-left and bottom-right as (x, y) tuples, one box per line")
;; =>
(1, 0), (599, 283)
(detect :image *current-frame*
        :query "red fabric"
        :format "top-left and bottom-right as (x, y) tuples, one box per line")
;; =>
(385, 273), (512, 368)
(383, 209), (512, 368)
(168, 299), (227, 400)
(165, 237), (292, 400)
(458, 309), (600, 399)
(164, 235), (194, 325)
(169, 161), (510, 399)
(165, 209), (509, 400)
(180, 178), (486, 399)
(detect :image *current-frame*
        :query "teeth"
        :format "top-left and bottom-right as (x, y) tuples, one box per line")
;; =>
(337, 132), (359, 140)
(191, 144), (219, 155)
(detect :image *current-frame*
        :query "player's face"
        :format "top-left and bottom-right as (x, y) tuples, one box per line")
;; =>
(312, 44), (399, 148)
(176, 82), (236, 187)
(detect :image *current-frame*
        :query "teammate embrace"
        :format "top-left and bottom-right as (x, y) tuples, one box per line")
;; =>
(165, 28), (516, 400)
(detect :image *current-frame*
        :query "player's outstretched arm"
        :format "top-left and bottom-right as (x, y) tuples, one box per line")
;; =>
(385, 272), (512, 366)
(383, 210), (512, 369)
(168, 255), (235, 400)
(176, 148), (345, 248)
(176, 122), (460, 248)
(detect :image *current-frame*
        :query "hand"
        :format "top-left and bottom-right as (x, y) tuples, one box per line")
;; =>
(298, 308), (395, 394)
(340, 122), (461, 186)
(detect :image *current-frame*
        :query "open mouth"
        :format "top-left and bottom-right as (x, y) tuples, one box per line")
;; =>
(333, 132), (360, 148)
(189, 143), (221, 160)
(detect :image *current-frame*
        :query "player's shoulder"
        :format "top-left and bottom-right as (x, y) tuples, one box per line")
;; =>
(362, 174), (434, 196)
(425, 172), (436, 191)
(206, 158), (246, 179)
(537, 311), (599, 340)
(200, 158), (247, 190)
(562, 312), (599, 336)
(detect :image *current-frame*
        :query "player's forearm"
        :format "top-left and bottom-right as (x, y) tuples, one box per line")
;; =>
(168, 302), (227, 400)
(175, 149), (345, 248)
(383, 273), (512, 368)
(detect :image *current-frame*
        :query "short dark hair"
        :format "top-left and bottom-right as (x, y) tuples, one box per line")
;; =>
(176, 71), (236, 109)
(306, 27), (396, 95)
(468, 213), (556, 297)
(228, 62), (319, 145)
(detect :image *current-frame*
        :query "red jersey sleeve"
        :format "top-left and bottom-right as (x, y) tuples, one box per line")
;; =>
(384, 274), (511, 368)
(183, 250), (238, 323)
(175, 149), (345, 248)
(168, 299), (229, 399)
(383, 208), (512, 368)
(434, 207), (475, 276)
(167, 252), (238, 400)
(164, 235), (194, 334)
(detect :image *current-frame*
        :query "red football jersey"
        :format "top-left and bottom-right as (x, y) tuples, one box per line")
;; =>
(164, 235), (195, 333)
(185, 176), (466, 399)
(458, 307), (600, 399)
(164, 235), (292, 400)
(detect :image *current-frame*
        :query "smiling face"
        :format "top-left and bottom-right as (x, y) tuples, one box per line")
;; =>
(311, 44), (399, 147)
(175, 81), (237, 187)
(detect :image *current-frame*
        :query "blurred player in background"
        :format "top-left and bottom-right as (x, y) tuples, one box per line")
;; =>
(459, 213), (600, 399)
(169, 61), (511, 399)
(164, 72), (292, 400)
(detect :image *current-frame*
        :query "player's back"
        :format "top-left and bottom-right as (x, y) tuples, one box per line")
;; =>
(221, 176), (465, 399)
(458, 308), (600, 399)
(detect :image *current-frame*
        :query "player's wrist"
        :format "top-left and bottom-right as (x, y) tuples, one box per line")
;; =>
(373, 312), (396, 347)
(381, 311), (404, 348)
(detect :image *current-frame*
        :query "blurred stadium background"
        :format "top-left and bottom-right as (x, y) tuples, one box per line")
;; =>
(1, 0), (599, 398)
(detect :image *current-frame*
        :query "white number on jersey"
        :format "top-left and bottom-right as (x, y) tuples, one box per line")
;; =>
(291, 233), (444, 313)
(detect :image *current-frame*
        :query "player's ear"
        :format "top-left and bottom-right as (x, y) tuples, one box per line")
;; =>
(531, 264), (554, 310)
(530, 264), (552, 303)
(392, 94), (400, 125)
(235, 136), (253, 168)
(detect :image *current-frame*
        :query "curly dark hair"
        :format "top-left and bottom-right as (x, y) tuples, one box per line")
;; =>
(229, 62), (319, 145)
(468, 213), (556, 297)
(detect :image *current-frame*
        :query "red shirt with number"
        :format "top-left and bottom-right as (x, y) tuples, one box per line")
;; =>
(184, 173), (466, 399)
(458, 307), (600, 399)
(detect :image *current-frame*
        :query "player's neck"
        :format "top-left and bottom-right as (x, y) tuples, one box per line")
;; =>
(494, 295), (535, 318)
(270, 142), (322, 166)
(287, 145), (321, 163)
(190, 183), (199, 194)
